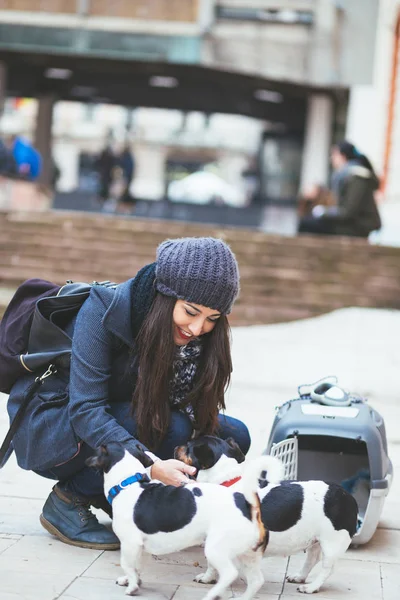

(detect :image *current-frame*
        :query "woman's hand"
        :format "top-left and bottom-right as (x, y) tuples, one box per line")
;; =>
(150, 459), (196, 486)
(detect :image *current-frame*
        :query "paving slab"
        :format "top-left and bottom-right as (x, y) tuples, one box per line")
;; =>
(0, 567), (76, 600)
(172, 587), (233, 599)
(345, 529), (400, 564)
(0, 534), (21, 554)
(283, 556), (383, 599)
(0, 534), (102, 573)
(0, 495), (56, 536)
(60, 577), (178, 600)
(232, 580), (284, 597)
(380, 563), (400, 600)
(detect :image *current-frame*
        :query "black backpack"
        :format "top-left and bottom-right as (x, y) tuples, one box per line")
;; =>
(0, 278), (116, 466)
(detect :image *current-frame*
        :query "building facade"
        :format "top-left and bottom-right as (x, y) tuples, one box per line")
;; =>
(0, 0), (390, 217)
(345, 0), (400, 204)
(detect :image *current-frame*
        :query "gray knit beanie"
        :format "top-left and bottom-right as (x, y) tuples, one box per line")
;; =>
(155, 237), (240, 314)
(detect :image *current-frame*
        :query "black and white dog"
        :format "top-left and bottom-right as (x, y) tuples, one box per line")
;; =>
(175, 436), (359, 594)
(87, 442), (276, 599)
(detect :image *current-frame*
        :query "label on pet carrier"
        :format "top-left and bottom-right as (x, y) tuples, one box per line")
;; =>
(301, 405), (359, 418)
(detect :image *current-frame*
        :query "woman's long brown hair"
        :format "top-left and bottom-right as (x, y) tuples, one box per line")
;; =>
(131, 293), (232, 450)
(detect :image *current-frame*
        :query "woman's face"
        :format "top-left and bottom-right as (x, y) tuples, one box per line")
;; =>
(172, 300), (221, 345)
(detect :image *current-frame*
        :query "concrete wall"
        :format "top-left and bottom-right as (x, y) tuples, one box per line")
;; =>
(204, 0), (379, 86)
(337, 0), (380, 86)
(203, 21), (310, 83)
(345, 0), (400, 200)
(0, 1), (380, 87)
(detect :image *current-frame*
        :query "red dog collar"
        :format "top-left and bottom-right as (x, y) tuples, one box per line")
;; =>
(221, 476), (242, 487)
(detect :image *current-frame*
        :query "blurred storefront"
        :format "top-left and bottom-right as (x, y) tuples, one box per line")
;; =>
(0, 1), (383, 226)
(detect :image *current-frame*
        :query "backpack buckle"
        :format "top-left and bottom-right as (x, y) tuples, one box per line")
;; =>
(35, 364), (57, 383)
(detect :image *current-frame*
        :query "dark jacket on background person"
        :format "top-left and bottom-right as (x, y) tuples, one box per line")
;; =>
(119, 149), (135, 184)
(6, 264), (158, 472)
(324, 163), (381, 237)
(97, 147), (114, 199)
(0, 140), (17, 176)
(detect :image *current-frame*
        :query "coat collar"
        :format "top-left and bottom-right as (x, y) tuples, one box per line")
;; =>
(102, 263), (157, 348)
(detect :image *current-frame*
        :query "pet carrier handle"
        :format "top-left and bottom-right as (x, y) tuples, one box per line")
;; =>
(311, 382), (351, 407)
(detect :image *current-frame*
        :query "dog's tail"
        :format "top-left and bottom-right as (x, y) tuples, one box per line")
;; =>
(241, 455), (284, 504)
(240, 456), (284, 552)
(258, 455), (285, 485)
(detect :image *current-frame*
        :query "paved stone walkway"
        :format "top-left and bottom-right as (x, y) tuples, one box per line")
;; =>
(0, 307), (399, 599)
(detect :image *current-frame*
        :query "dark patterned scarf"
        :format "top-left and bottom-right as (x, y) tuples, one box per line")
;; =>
(169, 340), (202, 423)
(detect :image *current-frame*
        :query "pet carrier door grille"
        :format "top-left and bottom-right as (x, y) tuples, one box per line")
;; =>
(269, 437), (298, 480)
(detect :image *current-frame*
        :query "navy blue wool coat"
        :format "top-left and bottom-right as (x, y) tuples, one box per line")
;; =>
(6, 264), (157, 471)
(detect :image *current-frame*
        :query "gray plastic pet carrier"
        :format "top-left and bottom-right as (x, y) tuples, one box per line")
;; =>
(265, 377), (393, 545)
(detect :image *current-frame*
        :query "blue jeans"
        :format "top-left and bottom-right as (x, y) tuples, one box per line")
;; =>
(37, 403), (251, 497)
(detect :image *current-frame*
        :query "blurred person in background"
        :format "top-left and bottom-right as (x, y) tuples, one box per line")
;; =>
(115, 142), (136, 214)
(298, 141), (381, 238)
(96, 144), (115, 207)
(3, 135), (42, 181)
(51, 157), (61, 191)
(0, 137), (17, 176)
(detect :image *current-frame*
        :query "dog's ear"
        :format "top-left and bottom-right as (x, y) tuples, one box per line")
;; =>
(193, 443), (215, 469)
(140, 451), (155, 469)
(85, 445), (109, 470)
(129, 443), (154, 468)
(225, 437), (246, 464)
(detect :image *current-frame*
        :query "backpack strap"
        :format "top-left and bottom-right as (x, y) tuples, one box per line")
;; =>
(0, 364), (57, 468)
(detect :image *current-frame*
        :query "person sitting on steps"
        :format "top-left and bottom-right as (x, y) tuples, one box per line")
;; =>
(298, 140), (381, 238)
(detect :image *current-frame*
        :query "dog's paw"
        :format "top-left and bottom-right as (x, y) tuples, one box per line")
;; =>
(297, 584), (318, 594)
(194, 572), (217, 585)
(125, 584), (139, 596)
(116, 576), (129, 587)
(287, 574), (306, 584)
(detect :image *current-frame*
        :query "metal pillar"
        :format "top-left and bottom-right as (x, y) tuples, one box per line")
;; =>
(0, 61), (7, 117)
(299, 94), (333, 192)
(34, 94), (56, 187)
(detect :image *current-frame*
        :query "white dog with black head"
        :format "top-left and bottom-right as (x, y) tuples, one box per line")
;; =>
(87, 441), (275, 599)
(175, 435), (359, 595)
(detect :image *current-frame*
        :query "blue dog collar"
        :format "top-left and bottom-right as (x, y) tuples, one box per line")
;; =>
(107, 473), (143, 505)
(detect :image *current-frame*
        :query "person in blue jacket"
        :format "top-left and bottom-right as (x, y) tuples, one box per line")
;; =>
(11, 136), (42, 180)
(6, 237), (249, 550)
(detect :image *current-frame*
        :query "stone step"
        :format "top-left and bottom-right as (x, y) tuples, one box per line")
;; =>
(0, 252), (399, 302)
(0, 265), (391, 316)
(2, 221), (398, 268)
(3, 210), (381, 254)
(1, 210), (400, 326)
(4, 232), (400, 272)
(0, 218), (372, 252)
(3, 215), (400, 271)
(0, 258), (397, 307)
